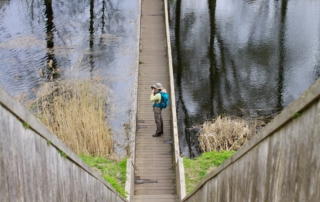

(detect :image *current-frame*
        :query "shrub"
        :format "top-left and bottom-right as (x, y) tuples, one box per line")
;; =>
(32, 78), (113, 157)
(198, 116), (254, 152)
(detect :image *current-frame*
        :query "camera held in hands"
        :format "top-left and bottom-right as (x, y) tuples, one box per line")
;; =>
(151, 86), (155, 89)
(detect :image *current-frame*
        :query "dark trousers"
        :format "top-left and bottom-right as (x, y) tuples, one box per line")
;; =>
(153, 107), (163, 134)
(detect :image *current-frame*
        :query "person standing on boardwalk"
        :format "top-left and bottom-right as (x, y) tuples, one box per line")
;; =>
(150, 83), (167, 137)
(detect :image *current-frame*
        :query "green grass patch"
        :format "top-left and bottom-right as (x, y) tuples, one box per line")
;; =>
(22, 122), (30, 129)
(58, 150), (67, 158)
(183, 150), (235, 194)
(80, 154), (127, 198)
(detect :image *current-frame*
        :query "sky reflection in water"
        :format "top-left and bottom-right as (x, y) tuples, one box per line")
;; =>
(0, 0), (139, 158)
(169, 0), (320, 157)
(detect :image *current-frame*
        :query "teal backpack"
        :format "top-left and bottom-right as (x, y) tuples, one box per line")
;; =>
(154, 91), (169, 109)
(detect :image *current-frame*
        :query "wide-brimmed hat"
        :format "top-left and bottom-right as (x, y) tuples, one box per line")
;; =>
(154, 83), (163, 89)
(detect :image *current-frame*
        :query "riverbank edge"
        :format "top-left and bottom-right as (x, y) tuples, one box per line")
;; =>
(124, 0), (142, 200)
(183, 150), (235, 194)
(164, 0), (187, 199)
(80, 155), (128, 198)
(182, 78), (320, 201)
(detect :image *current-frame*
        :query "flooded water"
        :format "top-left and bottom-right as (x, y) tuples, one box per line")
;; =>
(0, 0), (139, 158)
(169, 0), (320, 157)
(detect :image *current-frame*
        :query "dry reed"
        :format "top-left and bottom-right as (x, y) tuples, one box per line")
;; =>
(33, 78), (113, 157)
(198, 116), (256, 152)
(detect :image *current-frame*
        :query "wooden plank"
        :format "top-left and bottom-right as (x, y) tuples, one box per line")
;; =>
(81, 170), (90, 201)
(135, 185), (176, 190)
(99, 180), (105, 201)
(135, 149), (173, 154)
(135, 164), (173, 169)
(136, 137), (173, 142)
(23, 128), (37, 201)
(293, 102), (317, 201)
(135, 0), (177, 198)
(55, 147), (62, 201)
(136, 134), (173, 138)
(134, 160), (173, 165)
(61, 155), (69, 200)
(1, 96), (128, 201)
(135, 137), (172, 141)
(135, 154), (172, 158)
(135, 167), (174, 172)
(133, 198), (178, 202)
(264, 127), (282, 201)
(34, 134), (46, 202)
(135, 182), (175, 187)
(312, 101), (320, 201)
(85, 171), (95, 201)
(136, 119), (172, 123)
(279, 114), (299, 201)
(133, 195), (178, 199)
(68, 163), (76, 201)
(136, 127), (172, 131)
(135, 173), (174, 178)
(0, 106), (9, 201)
(5, 116), (16, 200)
(135, 152), (172, 156)
(133, 196), (178, 202)
(48, 143), (58, 201)
(135, 162), (173, 167)
(135, 189), (175, 195)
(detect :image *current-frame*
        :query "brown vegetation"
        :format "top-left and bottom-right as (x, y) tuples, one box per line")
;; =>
(31, 78), (113, 157)
(198, 115), (265, 152)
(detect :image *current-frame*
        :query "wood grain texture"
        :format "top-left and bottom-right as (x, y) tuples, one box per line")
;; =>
(0, 93), (127, 201)
(183, 78), (320, 202)
(0, 105), (9, 201)
(133, 0), (179, 201)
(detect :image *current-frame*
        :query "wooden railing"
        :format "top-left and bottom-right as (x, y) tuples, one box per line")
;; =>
(182, 78), (320, 201)
(164, 0), (187, 200)
(0, 88), (127, 202)
(124, 0), (142, 199)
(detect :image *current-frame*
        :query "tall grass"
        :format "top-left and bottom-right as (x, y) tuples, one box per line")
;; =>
(33, 78), (113, 157)
(198, 116), (257, 152)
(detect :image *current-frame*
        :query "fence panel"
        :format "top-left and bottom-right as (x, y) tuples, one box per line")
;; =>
(183, 79), (320, 202)
(0, 88), (127, 202)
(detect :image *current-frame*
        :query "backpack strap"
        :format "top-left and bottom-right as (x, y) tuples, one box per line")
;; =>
(153, 92), (162, 108)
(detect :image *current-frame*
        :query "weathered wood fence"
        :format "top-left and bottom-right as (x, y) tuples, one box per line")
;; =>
(182, 78), (320, 202)
(0, 88), (127, 202)
(164, 0), (186, 199)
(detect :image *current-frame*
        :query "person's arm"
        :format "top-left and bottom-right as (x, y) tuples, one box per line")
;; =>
(150, 89), (161, 103)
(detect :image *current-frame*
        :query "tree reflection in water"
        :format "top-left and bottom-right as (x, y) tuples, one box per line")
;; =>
(170, 0), (320, 158)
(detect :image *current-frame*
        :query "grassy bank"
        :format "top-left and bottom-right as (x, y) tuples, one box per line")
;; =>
(183, 150), (235, 194)
(184, 115), (266, 194)
(80, 154), (127, 198)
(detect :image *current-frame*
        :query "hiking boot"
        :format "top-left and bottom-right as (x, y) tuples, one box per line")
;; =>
(152, 133), (162, 137)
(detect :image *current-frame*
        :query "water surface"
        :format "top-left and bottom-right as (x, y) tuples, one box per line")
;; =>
(169, 0), (320, 157)
(0, 0), (139, 158)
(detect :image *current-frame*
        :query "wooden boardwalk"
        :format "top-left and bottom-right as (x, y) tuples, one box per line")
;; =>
(133, 0), (178, 201)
